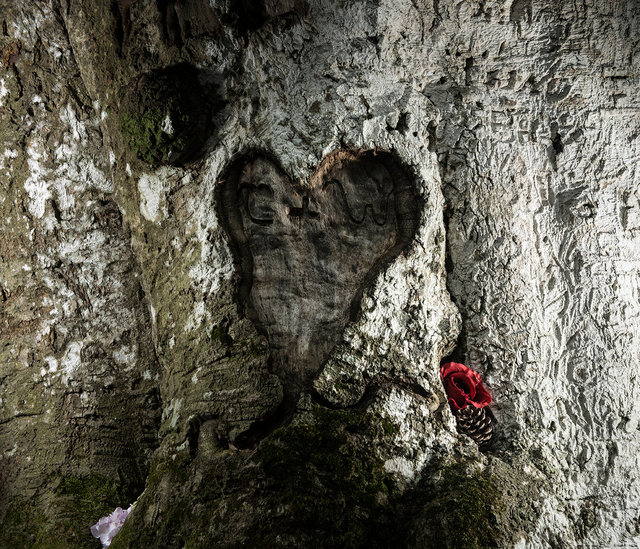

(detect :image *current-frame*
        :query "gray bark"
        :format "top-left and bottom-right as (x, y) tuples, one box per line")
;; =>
(0, 0), (639, 547)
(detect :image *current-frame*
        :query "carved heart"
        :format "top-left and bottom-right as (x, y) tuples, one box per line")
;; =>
(218, 149), (421, 404)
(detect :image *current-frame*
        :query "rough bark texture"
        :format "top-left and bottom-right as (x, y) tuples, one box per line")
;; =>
(0, 0), (639, 548)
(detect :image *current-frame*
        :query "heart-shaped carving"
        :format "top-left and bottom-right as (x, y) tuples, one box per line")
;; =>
(218, 149), (421, 405)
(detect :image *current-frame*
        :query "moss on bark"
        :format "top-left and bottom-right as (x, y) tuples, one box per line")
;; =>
(110, 405), (402, 548)
(0, 474), (137, 549)
(404, 460), (505, 549)
(119, 64), (213, 167)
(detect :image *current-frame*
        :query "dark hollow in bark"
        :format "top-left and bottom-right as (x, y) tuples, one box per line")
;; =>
(119, 63), (213, 167)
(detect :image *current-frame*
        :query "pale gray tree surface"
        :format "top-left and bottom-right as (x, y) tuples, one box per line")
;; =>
(0, 0), (639, 547)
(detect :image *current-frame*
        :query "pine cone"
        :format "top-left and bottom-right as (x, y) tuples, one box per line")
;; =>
(454, 405), (493, 446)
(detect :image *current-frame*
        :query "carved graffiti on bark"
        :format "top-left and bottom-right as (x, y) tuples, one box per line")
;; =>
(218, 149), (422, 404)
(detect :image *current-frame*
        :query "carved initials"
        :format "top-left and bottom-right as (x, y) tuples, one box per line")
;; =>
(217, 149), (421, 407)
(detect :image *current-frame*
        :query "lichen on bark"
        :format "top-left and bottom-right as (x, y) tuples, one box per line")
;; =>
(1, 0), (639, 548)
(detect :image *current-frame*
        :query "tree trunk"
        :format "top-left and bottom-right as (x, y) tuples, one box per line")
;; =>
(1, 0), (639, 547)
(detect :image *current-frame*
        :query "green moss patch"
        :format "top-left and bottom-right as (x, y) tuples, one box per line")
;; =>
(119, 64), (212, 167)
(249, 407), (399, 548)
(0, 474), (134, 549)
(121, 107), (185, 166)
(105, 406), (531, 549)
(0, 500), (53, 549)
(210, 324), (234, 348)
(405, 459), (505, 549)
(110, 406), (401, 548)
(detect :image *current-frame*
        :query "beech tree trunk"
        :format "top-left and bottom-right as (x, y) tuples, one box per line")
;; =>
(1, 1), (639, 547)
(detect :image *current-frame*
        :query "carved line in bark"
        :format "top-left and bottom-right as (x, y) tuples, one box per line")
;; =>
(217, 149), (422, 413)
